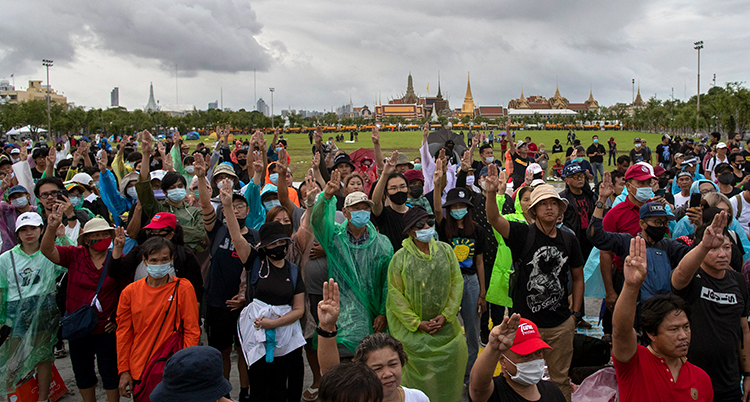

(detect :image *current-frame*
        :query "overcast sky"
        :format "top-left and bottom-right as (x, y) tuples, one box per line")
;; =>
(2, 0), (748, 113)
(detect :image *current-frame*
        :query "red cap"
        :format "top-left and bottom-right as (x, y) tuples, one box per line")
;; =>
(143, 212), (177, 230)
(624, 162), (656, 181)
(510, 319), (552, 355)
(404, 169), (424, 183)
(652, 165), (666, 177)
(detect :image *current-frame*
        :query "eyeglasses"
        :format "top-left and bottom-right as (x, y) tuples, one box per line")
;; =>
(699, 189), (716, 195)
(414, 218), (435, 229)
(39, 191), (61, 199)
(231, 203), (248, 211)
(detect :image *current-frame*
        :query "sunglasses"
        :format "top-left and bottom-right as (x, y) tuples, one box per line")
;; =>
(414, 218), (435, 229)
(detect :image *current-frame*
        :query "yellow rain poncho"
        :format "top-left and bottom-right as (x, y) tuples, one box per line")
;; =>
(311, 195), (394, 352)
(386, 237), (467, 402)
(0, 245), (67, 392)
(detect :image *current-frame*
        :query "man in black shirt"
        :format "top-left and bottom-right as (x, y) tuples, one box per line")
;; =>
(511, 141), (535, 191)
(469, 314), (565, 402)
(551, 139), (563, 154)
(559, 164), (595, 258)
(485, 167), (584, 401)
(629, 137), (646, 164)
(586, 135), (606, 185)
(671, 211), (750, 402)
(655, 135), (673, 169)
(371, 150), (411, 251)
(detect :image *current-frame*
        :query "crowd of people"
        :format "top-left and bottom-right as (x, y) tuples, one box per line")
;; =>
(0, 124), (749, 402)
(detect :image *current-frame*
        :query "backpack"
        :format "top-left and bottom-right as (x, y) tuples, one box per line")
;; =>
(508, 223), (574, 300)
(733, 193), (743, 219)
(571, 334), (611, 369)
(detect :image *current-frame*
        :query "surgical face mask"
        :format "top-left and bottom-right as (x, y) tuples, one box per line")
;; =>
(184, 165), (195, 175)
(275, 147), (283, 153)
(217, 181), (225, 190)
(415, 226), (435, 243)
(484, 156), (495, 164)
(466, 176), (476, 187)
(167, 188), (187, 203)
(349, 210), (371, 228)
(126, 187), (138, 199)
(146, 261), (173, 279)
(503, 356), (545, 386)
(635, 143), (642, 149)
(11, 157), (19, 163)
(269, 173), (279, 185)
(593, 139), (599, 143)
(633, 186), (654, 202)
(645, 225), (668, 242)
(450, 208), (468, 220)
(389, 190), (408, 206)
(11, 196), (28, 209)
(70, 196), (83, 208)
(480, 180), (488, 191)
(575, 157), (584, 163)
(718, 173), (734, 185)
(263, 199), (281, 210)
(413, 163), (422, 171)
(409, 185), (423, 199)
(556, 222), (563, 229)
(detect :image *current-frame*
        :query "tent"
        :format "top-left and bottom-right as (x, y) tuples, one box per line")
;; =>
(5, 125), (48, 137)
(186, 131), (200, 140)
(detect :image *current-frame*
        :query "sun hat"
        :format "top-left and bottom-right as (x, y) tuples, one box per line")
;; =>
(510, 318), (552, 355)
(443, 187), (474, 209)
(344, 191), (374, 209)
(150, 346), (232, 402)
(257, 221), (292, 249)
(64, 182), (87, 194)
(212, 163), (238, 180)
(77, 217), (114, 246)
(716, 142), (728, 149)
(395, 153), (414, 168)
(143, 212), (177, 231)
(401, 206), (433, 234)
(624, 162), (656, 181)
(528, 184), (568, 212)
(15, 212), (44, 232)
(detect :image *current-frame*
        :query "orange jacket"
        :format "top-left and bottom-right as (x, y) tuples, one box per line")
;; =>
(116, 277), (200, 380)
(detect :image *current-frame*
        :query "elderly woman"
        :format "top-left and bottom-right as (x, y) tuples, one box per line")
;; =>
(41, 208), (123, 402)
(116, 236), (200, 400)
(386, 206), (467, 402)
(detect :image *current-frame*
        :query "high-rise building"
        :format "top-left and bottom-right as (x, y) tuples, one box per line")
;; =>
(257, 98), (270, 117)
(111, 87), (119, 107)
(208, 100), (219, 110)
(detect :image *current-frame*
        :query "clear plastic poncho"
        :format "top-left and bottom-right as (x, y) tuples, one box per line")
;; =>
(311, 196), (393, 352)
(486, 192), (527, 307)
(386, 237), (467, 402)
(0, 246), (66, 392)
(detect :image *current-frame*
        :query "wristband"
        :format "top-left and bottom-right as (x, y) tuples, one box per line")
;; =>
(744, 372), (750, 377)
(316, 326), (338, 338)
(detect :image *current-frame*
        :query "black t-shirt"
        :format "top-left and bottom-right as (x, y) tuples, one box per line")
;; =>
(504, 222), (584, 328)
(511, 153), (534, 180)
(31, 167), (44, 183)
(486, 375), (565, 402)
(254, 260), (305, 306)
(437, 219), (486, 276)
(722, 187), (743, 198)
(205, 222), (255, 310)
(629, 148), (646, 163)
(586, 144), (605, 163)
(672, 268), (749, 394)
(656, 144), (671, 164)
(551, 144), (563, 153)
(372, 206), (407, 252)
(572, 192), (591, 230)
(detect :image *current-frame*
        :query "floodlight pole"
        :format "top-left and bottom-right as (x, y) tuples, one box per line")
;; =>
(42, 59), (54, 140)
(694, 41), (703, 133)
(270, 88), (275, 129)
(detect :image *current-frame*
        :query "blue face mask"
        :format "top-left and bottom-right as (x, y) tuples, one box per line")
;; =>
(146, 261), (173, 279)
(167, 188), (186, 203)
(415, 226), (435, 243)
(269, 173), (279, 185)
(413, 163), (422, 171)
(70, 196), (83, 208)
(593, 139), (599, 143)
(349, 210), (370, 228)
(276, 147), (283, 153)
(194, 190), (200, 198)
(634, 186), (654, 202)
(450, 208), (468, 220)
(556, 222), (563, 229)
(575, 157), (584, 163)
(264, 199), (281, 210)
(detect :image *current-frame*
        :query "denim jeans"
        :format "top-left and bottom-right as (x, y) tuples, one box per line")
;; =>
(608, 152), (616, 166)
(460, 273), (480, 383)
(591, 162), (604, 186)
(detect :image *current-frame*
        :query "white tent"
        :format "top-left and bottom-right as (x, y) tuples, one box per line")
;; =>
(5, 125), (47, 136)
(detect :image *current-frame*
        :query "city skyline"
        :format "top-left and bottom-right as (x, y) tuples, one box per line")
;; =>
(1, 1), (747, 112)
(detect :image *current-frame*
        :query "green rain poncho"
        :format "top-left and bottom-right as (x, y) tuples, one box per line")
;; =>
(486, 192), (528, 308)
(311, 195), (394, 352)
(0, 245), (67, 392)
(386, 237), (467, 402)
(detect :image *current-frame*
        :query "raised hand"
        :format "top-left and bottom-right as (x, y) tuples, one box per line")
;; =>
(48, 202), (65, 229)
(252, 151), (264, 173)
(193, 153), (207, 178)
(485, 164), (500, 193)
(305, 171), (320, 206)
(422, 123), (429, 143)
(371, 125), (380, 145)
(489, 313), (521, 352)
(113, 226), (126, 250)
(314, 127), (323, 144)
(701, 211), (728, 249)
(460, 149), (472, 172)
(46, 147), (56, 167)
(598, 171), (614, 199)
(383, 150), (398, 174)
(311, 152), (321, 172)
(141, 130), (153, 153)
(162, 151), (174, 172)
(433, 159), (444, 184)
(218, 178), (233, 206)
(277, 148), (288, 170)
(317, 279), (340, 331)
(323, 170), (341, 200)
(623, 236), (647, 286)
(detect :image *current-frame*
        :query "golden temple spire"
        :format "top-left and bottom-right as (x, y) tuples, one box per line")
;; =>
(464, 72), (473, 101)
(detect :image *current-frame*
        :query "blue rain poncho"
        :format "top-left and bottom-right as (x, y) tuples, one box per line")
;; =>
(311, 195), (393, 352)
(0, 245), (67, 392)
(387, 237), (467, 402)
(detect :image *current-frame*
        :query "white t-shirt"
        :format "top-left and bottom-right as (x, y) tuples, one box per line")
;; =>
(729, 192), (750, 238)
(403, 387), (431, 402)
(705, 155), (729, 181)
(674, 192), (691, 209)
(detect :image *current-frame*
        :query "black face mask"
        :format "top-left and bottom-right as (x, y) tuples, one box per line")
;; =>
(265, 244), (288, 260)
(658, 177), (670, 189)
(718, 173), (734, 185)
(389, 190), (408, 205)
(238, 159), (247, 166)
(409, 185), (423, 199)
(644, 225), (668, 242)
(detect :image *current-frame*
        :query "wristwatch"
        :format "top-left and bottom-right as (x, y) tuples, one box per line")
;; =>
(595, 201), (605, 209)
(571, 311), (583, 321)
(316, 325), (338, 338)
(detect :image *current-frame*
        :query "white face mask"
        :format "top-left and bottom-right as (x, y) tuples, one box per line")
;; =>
(184, 165), (195, 175)
(485, 156), (495, 163)
(466, 175), (476, 187)
(503, 356), (545, 386)
(126, 187), (138, 199)
(11, 196), (28, 208)
(217, 181), (224, 190)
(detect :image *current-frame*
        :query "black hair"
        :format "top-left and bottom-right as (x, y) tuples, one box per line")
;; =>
(353, 333), (407, 367)
(56, 158), (73, 170)
(319, 362), (383, 402)
(182, 155), (194, 166)
(617, 155), (631, 165)
(592, 135), (598, 139)
(641, 294), (689, 338)
(710, 132), (721, 141)
(160, 171), (187, 192)
(236, 149), (248, 157)
(385, 172), (407, 190)
(140, 236), (175, 260)
(661, 135), (669, 141)
(82, 166), (99, 177)
(126, 151), (142, 163)
(479, 144), (492, 154)
(32, 148), (47, 160)
(611, 169), (625, 182)
(34, 177), (64, 198)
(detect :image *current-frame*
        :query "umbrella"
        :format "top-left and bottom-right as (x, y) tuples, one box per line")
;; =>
(427, 128), (467, 162)
(348, 148), (377, 194)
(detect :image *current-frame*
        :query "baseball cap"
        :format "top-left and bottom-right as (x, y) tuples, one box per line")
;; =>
(10, 148), (20, 155)
(639, 202), (676, 221)
(143, 212), (178, 231)
(561, 163), (583, 178)
(510, 318), (552, 355)
(404, 169), (424, 183)
(717, 142), (728, 149)
(343, 191), (374, 209)
(633, 137), (642, 143)
(674, 153), (684, 160)
(15, 212), (44, 232)
(70, 173), (94, 187)
(7, 185), (28, 197)
(652, 165), (667, 177)
(150, 170), (167, 182)
(516, 140), (526, 148)
(683, 157), (700, 167)
(624, 162), (656, 181)
(530, 179), (546, 187)
(527, 163), (543, 175)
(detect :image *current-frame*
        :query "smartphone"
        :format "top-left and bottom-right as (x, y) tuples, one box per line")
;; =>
(689, 193), (702, 208)
(655, 188), (666, 197)
(57, 189), (70, 202)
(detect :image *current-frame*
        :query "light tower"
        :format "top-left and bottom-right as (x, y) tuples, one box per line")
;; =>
(42, 59), (53, 138)
(694, 41), (703, 132)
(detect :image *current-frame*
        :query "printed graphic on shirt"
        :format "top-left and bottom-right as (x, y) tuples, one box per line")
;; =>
(450, 237), (476, 268)
(700, 286), (738, 305)
(526, 246), (567, 313)
(18, 266), (40, 287)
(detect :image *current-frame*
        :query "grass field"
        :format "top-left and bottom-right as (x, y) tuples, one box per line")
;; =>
(180, 130), (670, 180)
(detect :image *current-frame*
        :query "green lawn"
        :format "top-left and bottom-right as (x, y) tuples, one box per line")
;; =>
(180, 129), (668, 180)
